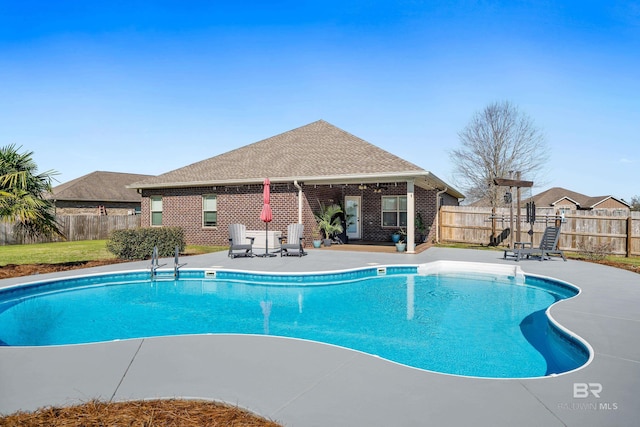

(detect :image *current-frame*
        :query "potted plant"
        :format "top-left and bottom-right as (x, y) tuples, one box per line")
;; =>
(314, 203), (344, 247)
(311, 224), (322, 248)
(391, 228), (406, 243)
(395, 238), (406, 252)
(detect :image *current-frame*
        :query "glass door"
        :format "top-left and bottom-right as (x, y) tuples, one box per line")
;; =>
(345, 196), (361, 239)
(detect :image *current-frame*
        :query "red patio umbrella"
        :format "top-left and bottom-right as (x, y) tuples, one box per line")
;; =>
(259, 178), (275, 256)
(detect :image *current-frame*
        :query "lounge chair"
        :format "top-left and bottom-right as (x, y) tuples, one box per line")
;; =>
(504, 226), (567, 262)
(228, 224), (255, 258)
(279, 224), (306, 257)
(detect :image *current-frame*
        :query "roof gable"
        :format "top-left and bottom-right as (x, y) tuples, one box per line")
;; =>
(51, 171), (154, 202)
(132, 120), (426, 187)
(586, 195), (631, 209)
(553, 196), (581, 207)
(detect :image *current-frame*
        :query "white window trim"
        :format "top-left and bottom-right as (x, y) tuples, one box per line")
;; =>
(202, 194), (218, 227)
(381, 195), (407, 228)
(150, 196), (162, 226)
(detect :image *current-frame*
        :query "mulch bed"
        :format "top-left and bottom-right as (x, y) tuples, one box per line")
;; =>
(0, 399), (282, 426)
(574, 258), (640, 274)
(0, 260), (129, 279)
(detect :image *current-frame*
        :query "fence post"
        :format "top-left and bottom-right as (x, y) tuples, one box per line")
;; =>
(627, 216), (632, 258)
(516, 171), (521, 244)
(491, 206), (496, 246)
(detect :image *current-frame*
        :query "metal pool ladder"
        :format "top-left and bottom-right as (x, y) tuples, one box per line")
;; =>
(173, 246), (187, 278)
(150, 246), (187, 280)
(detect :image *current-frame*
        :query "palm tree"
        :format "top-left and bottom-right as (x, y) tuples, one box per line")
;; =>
(0, 144), (64, 239)
(314, 203), (343, 241)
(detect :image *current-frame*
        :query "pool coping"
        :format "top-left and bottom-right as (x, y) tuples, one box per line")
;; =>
(1, 247), (639, 426)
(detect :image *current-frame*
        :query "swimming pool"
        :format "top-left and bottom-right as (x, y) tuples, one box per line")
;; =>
(0, 261), (590, 378)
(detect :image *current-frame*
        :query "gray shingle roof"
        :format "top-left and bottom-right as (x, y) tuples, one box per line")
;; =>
(130, 120), (464, 199)
(51, 171), (154, 202)
(527, 187), (630, 209)
(528, 187), (588, 207)
(132, 120), (426, 186)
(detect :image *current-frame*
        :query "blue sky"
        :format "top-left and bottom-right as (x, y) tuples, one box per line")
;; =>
(1, 1), (638, 202)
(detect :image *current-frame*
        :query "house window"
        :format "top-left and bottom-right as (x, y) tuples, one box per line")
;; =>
(203, 195), (217, 227)
(150, 196), (162, 226)
(382, 196), (407, 227)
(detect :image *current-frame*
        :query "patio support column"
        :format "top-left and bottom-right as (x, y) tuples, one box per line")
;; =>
(407, 180), (415, 253)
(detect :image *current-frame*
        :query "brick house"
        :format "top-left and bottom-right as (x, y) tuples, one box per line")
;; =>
(50, 171), (154, 215)
(129, 120), (464, 253)
(526, 187), (630, 216)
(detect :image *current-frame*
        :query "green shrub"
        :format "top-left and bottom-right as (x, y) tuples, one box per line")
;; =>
(106, 227), (186, 260)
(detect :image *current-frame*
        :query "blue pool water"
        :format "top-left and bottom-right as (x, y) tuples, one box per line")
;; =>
(0, 266), (589, 378)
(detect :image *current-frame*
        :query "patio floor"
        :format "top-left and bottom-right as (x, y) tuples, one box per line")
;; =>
(1, 247), (639, 426)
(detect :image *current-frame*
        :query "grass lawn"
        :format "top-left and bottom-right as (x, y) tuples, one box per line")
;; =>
(0, 240), (226, 266)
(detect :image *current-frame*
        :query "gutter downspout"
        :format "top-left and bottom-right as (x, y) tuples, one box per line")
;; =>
(435, 187), (448, 243)
(294, 180), (303, 224)
(406, 180), (416, 253)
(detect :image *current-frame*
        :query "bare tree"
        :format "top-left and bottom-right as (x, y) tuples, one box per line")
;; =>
(450, 101), (549, 207)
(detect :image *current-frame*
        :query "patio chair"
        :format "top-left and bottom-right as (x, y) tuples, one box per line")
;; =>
(228, 224), (255, 258)
(279, 223), (307, 257)
(504, 226), (567, 262)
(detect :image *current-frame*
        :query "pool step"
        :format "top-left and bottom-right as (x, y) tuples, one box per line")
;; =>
(151, 269), (178, 281)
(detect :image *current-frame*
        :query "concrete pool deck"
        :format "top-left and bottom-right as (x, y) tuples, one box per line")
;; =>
(1, 247), (639, 426)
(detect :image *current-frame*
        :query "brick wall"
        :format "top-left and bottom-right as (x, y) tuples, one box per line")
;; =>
(142, 184), (303, 246)
(141, 182), (448, 246)
(338, 183), (439, 242)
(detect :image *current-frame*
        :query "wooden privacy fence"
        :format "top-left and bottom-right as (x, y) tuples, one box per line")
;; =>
(0, 215), (141, 245)
(440, 206), (640, 257)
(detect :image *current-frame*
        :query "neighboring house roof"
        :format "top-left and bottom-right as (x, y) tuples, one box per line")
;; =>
(527, 187), (630, 209)
(583, 195), (631, 209)
(130, 120), (464, 199)
(50, 171), (154, 203)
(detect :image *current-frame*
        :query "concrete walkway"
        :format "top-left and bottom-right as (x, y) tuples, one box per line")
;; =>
(1, 247), (639, 426)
